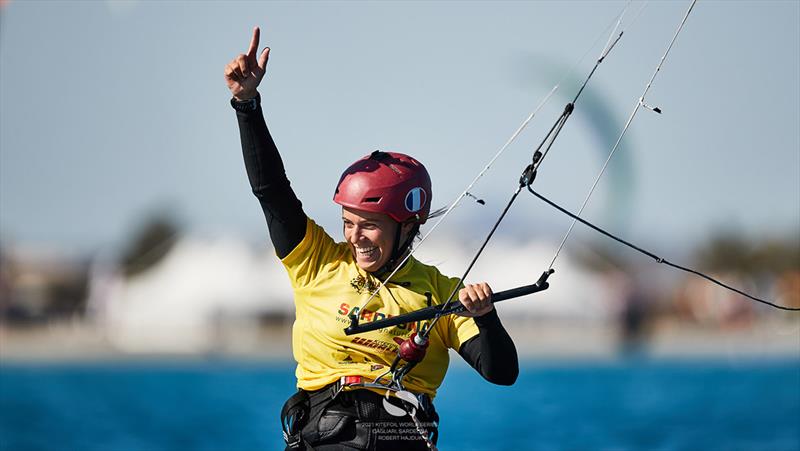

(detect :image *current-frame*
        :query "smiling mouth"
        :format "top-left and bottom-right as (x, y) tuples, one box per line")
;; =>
(355, 246), (378, 259)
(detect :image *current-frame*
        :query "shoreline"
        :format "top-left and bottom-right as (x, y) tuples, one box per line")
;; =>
(2, 317), (798, 363)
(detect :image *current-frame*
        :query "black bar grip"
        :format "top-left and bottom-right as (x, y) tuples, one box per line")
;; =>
(343, 270), (553, 336)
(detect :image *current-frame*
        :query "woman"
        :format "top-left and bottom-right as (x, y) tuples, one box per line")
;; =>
(225, 27), (518, 450)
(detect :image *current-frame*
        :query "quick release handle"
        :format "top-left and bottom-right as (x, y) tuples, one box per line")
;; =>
(343, 269), (554, 336)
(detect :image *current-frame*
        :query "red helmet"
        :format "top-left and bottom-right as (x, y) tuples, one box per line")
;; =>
(334, 151), (432, 224)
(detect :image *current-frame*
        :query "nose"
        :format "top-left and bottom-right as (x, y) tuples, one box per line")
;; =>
(349, 225), (365, 244)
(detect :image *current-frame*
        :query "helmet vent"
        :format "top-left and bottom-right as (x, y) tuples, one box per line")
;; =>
(370, 150), (390, 161)
(363, 197), (382, 203)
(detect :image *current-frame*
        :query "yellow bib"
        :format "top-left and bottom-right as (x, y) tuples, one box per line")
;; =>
(281, 218), (480, 398)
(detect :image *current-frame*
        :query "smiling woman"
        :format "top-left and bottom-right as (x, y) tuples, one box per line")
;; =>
(225, 26), (518, 450)
(342, 207), (408, 274)
(335, 150), (430, 275)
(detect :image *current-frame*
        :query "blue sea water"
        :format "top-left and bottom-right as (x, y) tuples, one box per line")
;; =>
(1, 359), (798, 451)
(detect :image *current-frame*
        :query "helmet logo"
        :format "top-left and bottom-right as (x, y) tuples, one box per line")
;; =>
(404, 187), (427, 213)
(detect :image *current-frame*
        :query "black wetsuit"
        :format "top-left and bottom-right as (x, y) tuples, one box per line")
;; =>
(234, 96), (518, 450)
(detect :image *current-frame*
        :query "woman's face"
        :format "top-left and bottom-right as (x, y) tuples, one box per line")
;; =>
(342, 207), (412, 272)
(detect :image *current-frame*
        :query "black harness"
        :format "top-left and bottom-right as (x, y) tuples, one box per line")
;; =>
(281, 383), (438, 451)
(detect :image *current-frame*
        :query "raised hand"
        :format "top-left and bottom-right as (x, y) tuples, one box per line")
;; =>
(224, 26), (270, 100)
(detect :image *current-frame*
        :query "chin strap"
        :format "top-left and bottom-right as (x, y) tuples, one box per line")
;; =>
(373, 222), (419, 280)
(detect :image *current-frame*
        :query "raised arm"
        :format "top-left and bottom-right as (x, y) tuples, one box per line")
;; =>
(225, 27), (307, 258)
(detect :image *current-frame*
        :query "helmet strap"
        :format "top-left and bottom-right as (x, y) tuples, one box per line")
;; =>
(374, 221), (419, 279)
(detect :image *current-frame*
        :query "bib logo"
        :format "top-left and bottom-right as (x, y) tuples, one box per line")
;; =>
(382, 389), (420, 417)
(350, 274), (379, 294)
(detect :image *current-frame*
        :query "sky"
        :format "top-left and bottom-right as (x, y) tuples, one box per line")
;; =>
(1, 0), (798, 258)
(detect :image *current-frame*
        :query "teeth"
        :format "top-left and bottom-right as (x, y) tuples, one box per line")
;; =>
(356, 246), (377, 256)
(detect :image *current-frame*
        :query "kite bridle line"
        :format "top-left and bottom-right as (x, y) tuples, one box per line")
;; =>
(346, 0), (799, 341)
(352, 0), (799, 342)
(526, 0), (798, 313)
(543, 0), (697, 273)
(418, 0), (636, 336)
(345, 1), (641, 335)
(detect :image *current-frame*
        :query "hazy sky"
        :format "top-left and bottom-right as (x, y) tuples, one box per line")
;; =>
(1, 1), (798, 256)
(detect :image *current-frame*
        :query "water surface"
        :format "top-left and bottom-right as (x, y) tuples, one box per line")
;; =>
(1, 359), (798, 450)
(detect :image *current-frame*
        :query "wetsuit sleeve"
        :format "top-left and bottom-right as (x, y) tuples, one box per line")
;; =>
(457, 309), (519, 386)
(234, 97), (307, 258)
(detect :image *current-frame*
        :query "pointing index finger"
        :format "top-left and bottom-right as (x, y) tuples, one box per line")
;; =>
(247, 26), (260, 58)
